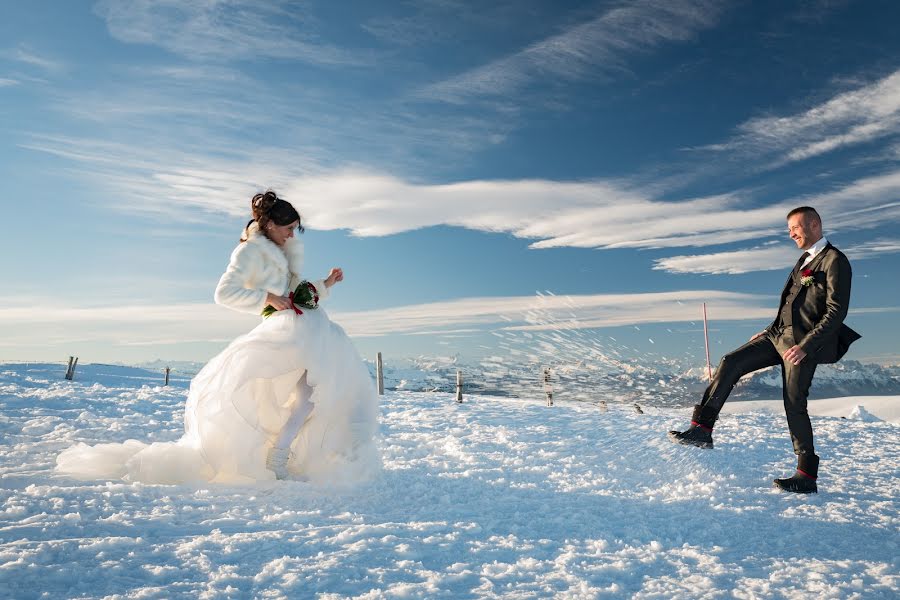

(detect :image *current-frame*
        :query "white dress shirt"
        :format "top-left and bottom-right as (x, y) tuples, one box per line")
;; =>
(801, 236), (828, 268)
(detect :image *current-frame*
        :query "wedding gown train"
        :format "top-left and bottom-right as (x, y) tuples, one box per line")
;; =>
(56, 308), (380, 484)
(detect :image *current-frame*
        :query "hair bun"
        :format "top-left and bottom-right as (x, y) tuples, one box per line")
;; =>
(251, 190), (278, 220)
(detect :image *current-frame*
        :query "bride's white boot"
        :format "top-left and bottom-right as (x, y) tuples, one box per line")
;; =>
(266, 447), (292, 480)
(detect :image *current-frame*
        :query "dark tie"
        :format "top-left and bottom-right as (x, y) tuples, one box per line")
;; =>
(792, 252), (810, 275)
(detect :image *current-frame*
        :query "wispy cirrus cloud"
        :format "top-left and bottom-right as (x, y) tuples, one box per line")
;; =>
(93, 0), (370, 66)
(3, 287), (894, 359)
(3, 46), (63, 71)
(655, 238), (900, 275)
(418, 0), (725, 104)
(20, 131), (767, 247)
(20, 133), (311, 221)
(0, 289), (774, 355)
(284, 172), (771, 249)
(23, 126), (900, 254)
(654, 243), (796, 275)
(653, 227), (900, 275)
(10, 284), (893, 356)
(706, 68), (900, 169)
(282, 168), (900, 251)
(333, 290), (775, 337)
(0, 46), (62, 88)
(25, 49), (510, 189)
(845, 238), (900, 260)
(28, 132), (754, 246)
(653, 169), (900, 274)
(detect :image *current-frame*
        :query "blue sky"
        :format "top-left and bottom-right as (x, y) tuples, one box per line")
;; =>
(2, 0), (900, 368)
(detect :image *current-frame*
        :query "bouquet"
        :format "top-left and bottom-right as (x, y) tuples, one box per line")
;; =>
(262, 280), (320, 318)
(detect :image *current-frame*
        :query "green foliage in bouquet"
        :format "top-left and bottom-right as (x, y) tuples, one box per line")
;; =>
(261, 280), (320, 318)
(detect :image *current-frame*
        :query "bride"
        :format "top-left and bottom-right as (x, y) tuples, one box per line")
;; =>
(57, 191), (380, 484)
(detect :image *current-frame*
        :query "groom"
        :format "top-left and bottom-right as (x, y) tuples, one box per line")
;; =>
(669, 206), (861, 493)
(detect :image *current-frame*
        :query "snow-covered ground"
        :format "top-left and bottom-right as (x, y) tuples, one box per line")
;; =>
(724, 396), (900, 424)
(1, 362), (898, 599)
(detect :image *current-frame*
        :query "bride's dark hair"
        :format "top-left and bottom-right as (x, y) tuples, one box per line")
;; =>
(242, 190), (303, 241)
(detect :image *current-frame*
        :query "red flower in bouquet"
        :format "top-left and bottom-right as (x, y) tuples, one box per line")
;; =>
(800, 269), (815, 287)
(262, 281), (320, 318)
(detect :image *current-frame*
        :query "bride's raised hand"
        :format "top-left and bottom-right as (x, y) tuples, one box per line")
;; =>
(325, 267), (344, 288)
(265, 292), (292, 311)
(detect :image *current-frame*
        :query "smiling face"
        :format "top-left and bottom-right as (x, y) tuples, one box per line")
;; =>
(787, 212), (822, 250)
(266, 220), (299, 246)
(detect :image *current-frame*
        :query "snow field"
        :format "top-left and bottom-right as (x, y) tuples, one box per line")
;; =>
(0, 363), (898, 598)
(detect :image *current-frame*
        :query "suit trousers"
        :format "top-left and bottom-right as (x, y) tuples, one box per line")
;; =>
(699, 329), (818, 456)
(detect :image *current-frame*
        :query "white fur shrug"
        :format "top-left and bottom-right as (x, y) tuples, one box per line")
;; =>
(214, 222), (331, 315)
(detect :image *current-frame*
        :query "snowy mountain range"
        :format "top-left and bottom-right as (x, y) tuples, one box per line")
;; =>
(366, 356), (900, 407)
(124, 355), (900, 407)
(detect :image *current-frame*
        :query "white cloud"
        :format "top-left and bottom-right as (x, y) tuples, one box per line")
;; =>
(94, 0), (369, 65)
(418, 0), (724, 103)
(654, 244), (797, 275)
(655, 236), (900, 276)
(26, 49), (510, 191)
(20, 134), (318, 220)
(284, 172), (776, 249)
(713, 68), (900, 168)
(844, 238), (900, 260)
(1, 303), (257, 352)
(283, 168), (900, 251)
(4, 290), (774, 354)
(0, 78), (19, 87)
(22, 125), (900, 254)
(25, 132), (763, 247)
(335, 290), (776, 336)
(5, 47), (63, 71)
(813, 171), (900, 233)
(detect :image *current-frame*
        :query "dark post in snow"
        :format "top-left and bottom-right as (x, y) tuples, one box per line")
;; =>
(456, 369), (463, 403)
(376, 352), (384, 396)
(164, 367), (170, 386)
(65, 356), (79, 380)
(544, 367), (553, 407)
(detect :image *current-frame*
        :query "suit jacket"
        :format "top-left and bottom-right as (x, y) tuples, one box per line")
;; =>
(765, 242), (861, 364)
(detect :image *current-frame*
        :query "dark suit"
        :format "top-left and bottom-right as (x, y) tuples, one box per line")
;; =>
(697, 242), (861, 457)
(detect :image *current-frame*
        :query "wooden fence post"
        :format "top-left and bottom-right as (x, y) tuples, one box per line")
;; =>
(376, 352), (384, 395)
(65, 356), (79, 380)
(544, 367), (553, 406)
(164, 367), (170, 386)
(456, 369), (463, 403)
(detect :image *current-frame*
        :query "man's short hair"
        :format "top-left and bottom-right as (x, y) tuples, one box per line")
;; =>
(787, 206), (821, 224)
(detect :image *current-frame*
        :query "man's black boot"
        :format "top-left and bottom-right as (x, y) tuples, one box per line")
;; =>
(774, 454), (819, 494)
(668, 405), (716, 449)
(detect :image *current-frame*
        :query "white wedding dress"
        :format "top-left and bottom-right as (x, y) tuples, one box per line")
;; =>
(57, 307), (381, 485)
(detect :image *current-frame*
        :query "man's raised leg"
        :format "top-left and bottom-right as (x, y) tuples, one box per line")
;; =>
(670, 335), (781, 448)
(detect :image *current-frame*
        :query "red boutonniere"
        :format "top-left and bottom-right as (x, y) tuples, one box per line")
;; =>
(800, 269), (815, 287)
